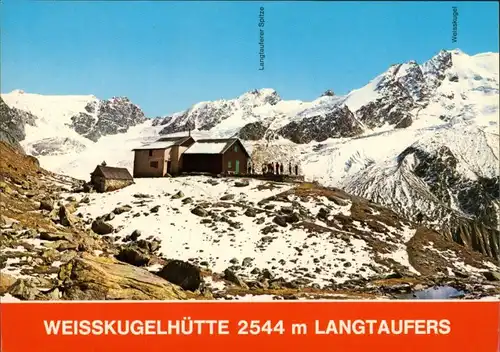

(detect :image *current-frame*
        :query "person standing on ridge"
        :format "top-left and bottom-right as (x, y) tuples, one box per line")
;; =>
(280, 163), (284, 175)
(288, 162), (292, 175)
(294, 164), (299, 176)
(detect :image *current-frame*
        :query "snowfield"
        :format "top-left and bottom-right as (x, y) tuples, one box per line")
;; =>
(62, 176), (425, 287)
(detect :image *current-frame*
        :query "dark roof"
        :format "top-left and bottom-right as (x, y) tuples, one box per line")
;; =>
(91, 165), (133, 180)
(187, 138), (250, 157)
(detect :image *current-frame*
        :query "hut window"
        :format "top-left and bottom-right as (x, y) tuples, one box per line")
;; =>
(234, 145), (238, 152)
(149, 150), (153, 157)
(150, 161), (158, 168)
(228, 161), (232, 168)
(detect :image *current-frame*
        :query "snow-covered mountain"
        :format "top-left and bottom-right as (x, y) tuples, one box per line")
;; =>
(1, 49), (498, 261)
(1, 90), (146, 155)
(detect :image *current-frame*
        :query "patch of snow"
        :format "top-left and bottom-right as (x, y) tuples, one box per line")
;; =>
(184, 142), (228, 154)
(0, 294), (21, 302)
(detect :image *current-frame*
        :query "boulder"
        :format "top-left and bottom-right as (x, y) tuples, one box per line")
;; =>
(127, 230), (142, 242)
(285, 213), (300, 224)
(0, 215), (19, 228)
(157, 260), (202, 292)
(220, 194), (235, 201)
(242, 257), (254, 267)
(58, 205), (75, 227)
(483, 271), (500, 282)
(91, 220), (114, 235)
(39, 232), (70, 241)
(58, 254), (190, 300)
(171, 191), (184, 199)
(273, 216), (288, 227)
(182, 197), (193, 204)
(244, 208), (257, 217)
(116, 246), (151, 267)
(235, 180), (250, 187)
(80, 196), (90, 204)
(8, 279), (44, 300)
(259, 269), (274, 280)
(191, 206), (209, 217)
(113, 205), (132, 215)
(39, 199), (54, 211)
(133, 193), (152, 199)
(223, 268), (249, 289)
(0, 273), (17, 294)
(83, 183), (94, 193)
(317, 207), (329, 220)
(150, 205), (161, 213)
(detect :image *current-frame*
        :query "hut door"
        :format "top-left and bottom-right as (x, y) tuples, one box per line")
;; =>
(235, 160), (240, 175)
(166, 161), (172, 175)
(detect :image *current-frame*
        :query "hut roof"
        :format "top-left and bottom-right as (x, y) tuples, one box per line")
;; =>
(91, 165), (133, 180)
(132, 136), (193, 151)
(184, 138), (249, 157)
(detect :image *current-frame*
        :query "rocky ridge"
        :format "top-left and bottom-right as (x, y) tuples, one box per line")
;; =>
(68, 97), (147, 142)
(0, 96), (37, 152)
(153, 50), (458, 143)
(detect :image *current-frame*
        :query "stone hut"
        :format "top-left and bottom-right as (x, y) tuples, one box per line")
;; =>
(90, 165), (134, 192)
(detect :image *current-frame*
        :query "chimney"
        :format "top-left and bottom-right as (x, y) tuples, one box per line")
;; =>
(188, 128), (191, 137)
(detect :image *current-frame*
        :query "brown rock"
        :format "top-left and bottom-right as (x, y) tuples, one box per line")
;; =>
(59, 254), (192, 300)
(0, 273), (17, 294)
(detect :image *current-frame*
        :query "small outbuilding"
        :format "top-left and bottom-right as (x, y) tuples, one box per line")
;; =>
(90, 165), (134, 192)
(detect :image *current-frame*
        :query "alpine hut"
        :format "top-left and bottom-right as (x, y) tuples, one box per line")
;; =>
(90, 165), (134, 192)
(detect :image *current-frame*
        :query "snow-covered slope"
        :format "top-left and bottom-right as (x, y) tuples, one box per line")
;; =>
(60, 176), (496, 288)
(2, 90), (97, 148)
(1, 90), (147, 155)
(1, 49), (498, 261)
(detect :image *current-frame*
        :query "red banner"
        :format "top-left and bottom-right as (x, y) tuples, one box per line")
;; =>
(1, 301), (499, 352)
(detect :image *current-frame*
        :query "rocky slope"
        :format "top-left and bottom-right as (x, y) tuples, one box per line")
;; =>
(69, 97), (147, 142)
(0, 141), (202, 301)
(342, 124), (500, 262)
(1, 142), (499, 301)
(0, 96), (37, 152)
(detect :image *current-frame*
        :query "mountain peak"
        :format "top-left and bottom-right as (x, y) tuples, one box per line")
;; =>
(321, 89), (335, 97)
(110, 96), (131, 103)
(246, 88), (278, 97)
(240, 88), (281, 105)
(447, 48), (465, 55)
(10, 89), (25, 95)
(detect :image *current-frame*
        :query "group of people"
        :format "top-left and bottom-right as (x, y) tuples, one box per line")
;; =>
(258, 161), (299, 176)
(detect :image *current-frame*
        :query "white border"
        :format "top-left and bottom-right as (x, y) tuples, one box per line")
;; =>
(1, 299), (498, 304)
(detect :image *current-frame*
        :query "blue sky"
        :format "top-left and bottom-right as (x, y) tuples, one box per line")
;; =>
(2, 1), (498, 116)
